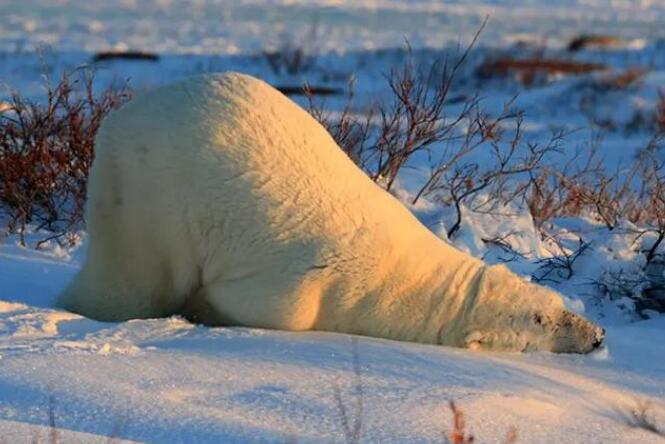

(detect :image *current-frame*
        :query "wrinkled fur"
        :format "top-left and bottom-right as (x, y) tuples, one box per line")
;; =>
(58, 72), (604, 353)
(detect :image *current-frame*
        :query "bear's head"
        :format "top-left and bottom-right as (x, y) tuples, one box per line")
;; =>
(460, 265), (605, 353)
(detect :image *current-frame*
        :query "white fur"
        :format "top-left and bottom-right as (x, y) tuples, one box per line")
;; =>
(58, 72), (604, 353)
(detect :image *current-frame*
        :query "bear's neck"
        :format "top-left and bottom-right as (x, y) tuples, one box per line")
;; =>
(318, 227), (486, 346)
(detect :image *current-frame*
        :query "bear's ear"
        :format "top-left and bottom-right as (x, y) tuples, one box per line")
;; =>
(463, 330), (491, 351)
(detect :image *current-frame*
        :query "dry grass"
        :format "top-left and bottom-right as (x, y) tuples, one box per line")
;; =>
(603, 68), (647, 90)
(567, 35), (624, 52)
(478, 58), (608, 85)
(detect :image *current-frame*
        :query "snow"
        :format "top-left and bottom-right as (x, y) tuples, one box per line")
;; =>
(1, 0), (665, 442)
(3, 0), (665, 54)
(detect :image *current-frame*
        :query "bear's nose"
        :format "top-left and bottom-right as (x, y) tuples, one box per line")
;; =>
(592, 327), (605, 349)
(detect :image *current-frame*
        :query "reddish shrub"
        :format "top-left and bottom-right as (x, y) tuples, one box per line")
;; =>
(0, 70), (131, 245)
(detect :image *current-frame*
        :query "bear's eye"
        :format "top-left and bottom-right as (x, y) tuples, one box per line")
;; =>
(533, 313), (543, 325)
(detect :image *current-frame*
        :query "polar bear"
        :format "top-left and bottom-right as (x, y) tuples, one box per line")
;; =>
(58, 72), (604, 353)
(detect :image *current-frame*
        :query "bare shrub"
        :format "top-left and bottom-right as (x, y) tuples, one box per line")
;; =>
(305, 77), (374, 167)
(0, 70), (131, 245)
(481, 232), (529, 263)
(637, 143), (665, 264)
(525, 143), (638, 232)
(308, 22), (487, 193)
(367, 43), (481, 191)
(444, 401), (517, 444)
(594, 266), (651, 310)
(532, 236), (591, 283)
(572, 164), (638, 232)
(658, 91), (665, 134)
(263, 23), (319, 76)
(445, 401), (474, 444)
(307, 22), (560, 240)
(528, 136), (665, 310)
(431, 116), (564, 238)
(264, 47), (314, 76)
(618, 399), (665, 437)
(307, 32), (571, 240)
(578, 173), (637, 231)
(526, 168), (584, 233)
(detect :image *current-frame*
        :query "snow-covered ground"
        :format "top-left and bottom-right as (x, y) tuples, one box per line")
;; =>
(2, 0), (665, 442)
(3, 0), (665, 54)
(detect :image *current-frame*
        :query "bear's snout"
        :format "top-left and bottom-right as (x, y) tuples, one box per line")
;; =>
(592, 327), (605, 350)
(552, 311), (605, 354)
